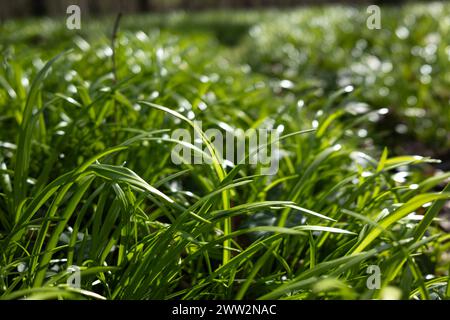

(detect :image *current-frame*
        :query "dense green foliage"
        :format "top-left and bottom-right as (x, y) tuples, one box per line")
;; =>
(0, 2), (449, 300)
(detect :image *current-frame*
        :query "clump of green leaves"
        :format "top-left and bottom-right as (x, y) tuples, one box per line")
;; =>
(0, 3), (449, 300)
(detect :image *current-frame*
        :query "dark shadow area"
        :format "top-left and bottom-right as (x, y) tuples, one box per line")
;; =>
(0, 0), (415, 20)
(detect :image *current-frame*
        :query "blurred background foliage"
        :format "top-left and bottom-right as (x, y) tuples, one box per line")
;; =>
(1, 0), (415, 20)
(1, 2), (449, 164)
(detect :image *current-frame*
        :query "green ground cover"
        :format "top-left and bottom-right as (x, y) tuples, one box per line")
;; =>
(0, 2), (449, 300)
